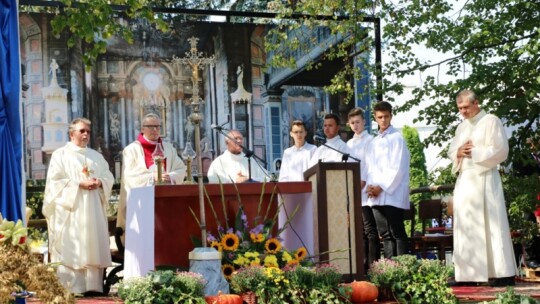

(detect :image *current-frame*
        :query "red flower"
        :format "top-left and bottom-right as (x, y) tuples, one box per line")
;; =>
(19, 236), (26, 245)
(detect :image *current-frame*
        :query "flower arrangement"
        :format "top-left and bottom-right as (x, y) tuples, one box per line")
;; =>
(118, 270), (207, 304)
(368, 254), (456, 303)
(206, 207), (309, 279)
(0, 213), (74, 303)
(229, 264), (349, 304)
(192, 184), (311, 279)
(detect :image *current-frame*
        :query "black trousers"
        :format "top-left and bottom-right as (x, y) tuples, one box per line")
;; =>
(362, 206), (380, 269)
(372, 205), (408, 258)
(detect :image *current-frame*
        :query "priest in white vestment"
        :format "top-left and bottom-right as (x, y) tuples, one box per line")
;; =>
(116, 113), (186, 232)
(449, 89), (516, 286)
(207, 129), (268, 183)
(278, 120), (316, 254)
(308, 113), (352, 167)
(43, 118), (115, 294)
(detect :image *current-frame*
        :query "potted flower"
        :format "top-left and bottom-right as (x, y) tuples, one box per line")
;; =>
(368, 255), (457, 303)
(284, 264), (350, 303)
(229, 266), (265, 303)
(118, 270), (206, 303)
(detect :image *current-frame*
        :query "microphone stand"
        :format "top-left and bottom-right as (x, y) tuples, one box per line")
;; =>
(212, 127), (267, 182)
(316, 139), (361, 162)
(316, 138), (359, 281)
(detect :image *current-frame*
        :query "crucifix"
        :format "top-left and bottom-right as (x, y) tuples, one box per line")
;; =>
(172, 37), (215, 244)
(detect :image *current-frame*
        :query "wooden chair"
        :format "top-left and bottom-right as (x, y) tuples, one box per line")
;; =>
(411, 199), (453, 261)
(403, 203), (416, 255)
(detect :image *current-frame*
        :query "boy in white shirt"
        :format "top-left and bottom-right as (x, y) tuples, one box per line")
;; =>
(346, 108), (379, 270)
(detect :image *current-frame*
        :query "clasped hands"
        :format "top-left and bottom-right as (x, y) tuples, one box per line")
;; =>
(367, 184), (382, 198)
(457, 140), (474, 159)
(80, 178), (101, 190)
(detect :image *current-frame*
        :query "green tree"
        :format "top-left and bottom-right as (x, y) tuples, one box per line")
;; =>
(402, 126), (429, 233)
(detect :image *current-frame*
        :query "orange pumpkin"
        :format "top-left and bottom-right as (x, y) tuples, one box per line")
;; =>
(205, 292), (242, 304)
(349, 280), (378, 303)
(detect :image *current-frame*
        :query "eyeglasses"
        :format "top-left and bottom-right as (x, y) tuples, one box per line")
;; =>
(78, 129), (91, 134)
(143, 125), (161, 130)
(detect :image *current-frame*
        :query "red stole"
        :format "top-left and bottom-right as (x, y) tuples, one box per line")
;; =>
(137, 134), (167, 169)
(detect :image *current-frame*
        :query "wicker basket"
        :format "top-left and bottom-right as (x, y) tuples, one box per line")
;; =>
(240, 291), (257, 304)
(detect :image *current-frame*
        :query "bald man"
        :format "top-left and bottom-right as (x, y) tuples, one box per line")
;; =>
(207, 129), (268, 183)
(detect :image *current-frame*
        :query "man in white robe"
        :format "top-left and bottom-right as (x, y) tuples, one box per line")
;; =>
(116, 113), (186, 232)
(278, 120), (316, 254)
(449, 89), (516, 286)
(365, 101), (410, 259)
(207, 129), (268, 183)
(346, 107), (379, 269)
(43, 118), (115, 294)
(308, 113), (352, 167)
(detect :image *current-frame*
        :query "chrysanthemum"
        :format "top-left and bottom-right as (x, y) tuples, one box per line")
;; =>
(222, 264), (235, 279)
(221, 233), (240, 251)
(264, 255), (279, 268)
(264, 238), (282, 254)
(294, 247), (308, 261)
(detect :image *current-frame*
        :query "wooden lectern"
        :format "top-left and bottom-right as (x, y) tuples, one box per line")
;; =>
(304, 161), (364, 280)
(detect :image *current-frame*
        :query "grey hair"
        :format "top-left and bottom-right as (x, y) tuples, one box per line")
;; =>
(142, 113), (161, 125)
(456, 89), (479, 103)
(69, 117), (91, 132)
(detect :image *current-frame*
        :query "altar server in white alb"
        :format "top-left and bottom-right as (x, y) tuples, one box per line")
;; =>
(308, 113), (352, 166)
(117, 113), (186, 232)
(346, 107), (379, 269)
(365, 101), (410, 259)
(43, 118), (114, 294)
(449, 89), (516, 286)
(278, 120), (317, 253)
(207, 129), (268, 183)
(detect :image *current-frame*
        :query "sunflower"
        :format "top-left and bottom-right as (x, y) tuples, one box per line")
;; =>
(222, 264), (235, 279)
(250, 232), (265, 243)
(221, 233), (240, 251)
(209, 241), (223, 252)
(294, 247), (307, 260)
(264, 238), (282, 254)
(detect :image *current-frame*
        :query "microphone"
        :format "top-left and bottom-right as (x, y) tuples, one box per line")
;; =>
(211, 124), (226, 131)
(313, 134), (326, 143)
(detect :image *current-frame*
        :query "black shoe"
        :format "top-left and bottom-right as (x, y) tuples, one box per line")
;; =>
(448, 280), (479, 287)
(526, 260), (540, 269)
(490, 276), (515, 287)
(83, 291), (103, 297)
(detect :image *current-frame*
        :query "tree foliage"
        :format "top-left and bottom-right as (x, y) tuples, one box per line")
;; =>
(29, 0), (539, 156)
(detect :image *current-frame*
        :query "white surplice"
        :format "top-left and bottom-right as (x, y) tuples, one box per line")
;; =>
(365, 126), (410, 209)
(448, 110), (516, 282)
(278, 143), (317, 254)
(43, 142), (114, 293)
(207, 150), (268, 183)
(347, 130), (374, 206)
(117, 141), (186, 231)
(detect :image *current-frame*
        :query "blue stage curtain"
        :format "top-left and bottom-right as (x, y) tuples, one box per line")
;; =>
(0, 0), (23, 222)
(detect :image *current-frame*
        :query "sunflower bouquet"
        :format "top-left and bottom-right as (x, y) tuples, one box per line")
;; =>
(206, 207), (309, 279)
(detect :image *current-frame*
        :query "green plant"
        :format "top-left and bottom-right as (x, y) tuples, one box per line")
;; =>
(479, 287), (538, 304)
(368, 255), (457, 304)
(118, 270), (206, 304)
(229, 265), (266, 294)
